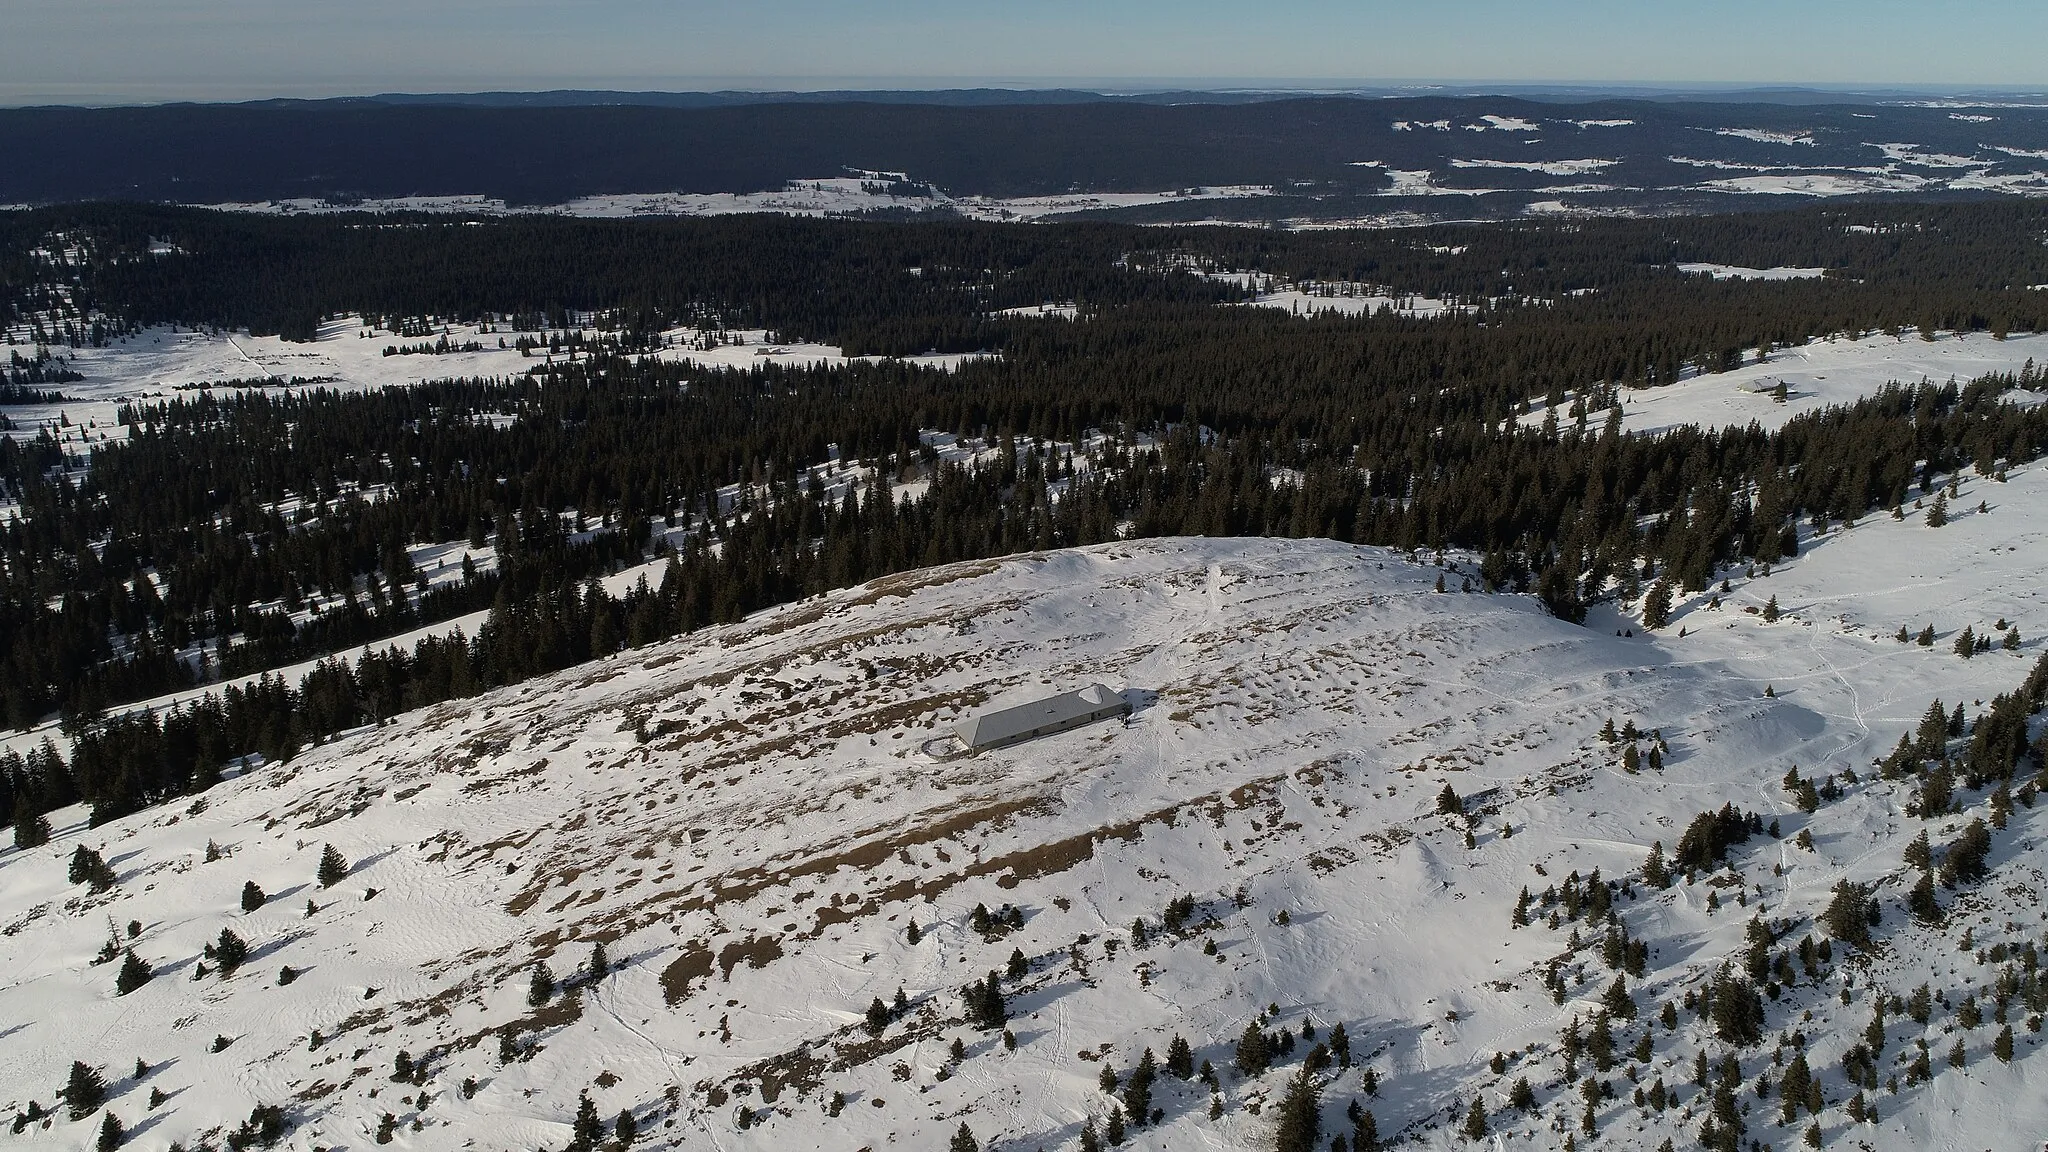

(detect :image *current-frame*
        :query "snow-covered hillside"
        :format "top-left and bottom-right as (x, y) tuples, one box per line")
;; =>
(192, 184), (1278, 225)
(3, 519), (2046, 1150)
(0, 316), (981, 447)
(1522, 329), (2048, 436)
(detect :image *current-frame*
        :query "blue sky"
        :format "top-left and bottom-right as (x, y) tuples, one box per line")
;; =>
(6, 0), (2046, 104)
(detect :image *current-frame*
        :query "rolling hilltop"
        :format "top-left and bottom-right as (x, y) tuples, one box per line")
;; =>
(3, 521), (2046, 1151)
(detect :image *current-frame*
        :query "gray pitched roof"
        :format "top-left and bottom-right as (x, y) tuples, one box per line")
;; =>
(955, 683), (1128, 750)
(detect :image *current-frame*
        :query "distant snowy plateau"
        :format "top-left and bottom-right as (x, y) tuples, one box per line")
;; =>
(194, 121), (2048, 227)
(4, 489), (2048, 1149)
(18, 95), (2048, 225)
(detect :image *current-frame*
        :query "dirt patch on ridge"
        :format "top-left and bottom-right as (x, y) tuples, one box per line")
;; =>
(661, 940), (714, 1005)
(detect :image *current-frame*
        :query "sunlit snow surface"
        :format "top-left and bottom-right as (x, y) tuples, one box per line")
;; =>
(0, 316), (982, 439)
(2, 514), (2046, 1149)
(1525, 329), (2048, 436)
(198, 182), (1277, 223)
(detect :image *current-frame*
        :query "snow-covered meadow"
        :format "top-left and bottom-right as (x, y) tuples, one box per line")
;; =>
(1524, 328), (2048, 436)
(0, 316), (983, 449)
(3, 466), (2045, 1150)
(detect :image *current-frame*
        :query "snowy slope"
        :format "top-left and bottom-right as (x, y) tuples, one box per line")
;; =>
(3, 508), (2046, 1150)
(0, 317), (980, 451)
(192, 184), (1278, 225)
(1523, 329), (2048, 436)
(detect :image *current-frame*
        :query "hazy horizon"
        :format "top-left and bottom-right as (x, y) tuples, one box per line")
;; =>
(11, 79), (2048, 110)
(7, 0), (2046, 106)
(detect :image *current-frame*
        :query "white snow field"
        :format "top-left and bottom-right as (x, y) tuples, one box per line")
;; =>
(3, 490), (2047, 1150)
(1524, 328), (2048, 436)
(1673, 263), (1827, 281)
(0, 317), (983, 452)
(1207, 273), (1463, 319)
(196, 183), (1276, 224)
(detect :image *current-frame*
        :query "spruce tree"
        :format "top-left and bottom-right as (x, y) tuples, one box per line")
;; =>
(213, 928), (248, 976)
(115, 950), (152, 996)
(1603, 975), (1636, 1020)
(1235, 1021), (1272, 1076)
(1121, 1048), (1156, 1127)
(1903, 830), (1932, 870)
(527, 962), (554, 1007)
(949, 1122), (979, 1152)
(317, 844), (349, 887)
(864, 997), (890, 1035)
(572, 1092), (601, 1148)
(1461, 1095), (1489, 1140)
(1939, 818), (1992, 886)
(1104, 1106), (1125, 1145)
(1642, 841), (1669, 887)
(1909, 872), (1940, 923)
(1166, 1034), (1194, 1079)
(96, 1111), (122, 1152)
(1642, 578), (1672, 630)
(13, 806), (51, 849)
(1821, 880), (1874, 949)
(70, 844), (100, 885)
(65, 1061), (106, 1119)
(241, 881), (265, 912)
(1352, 1108), (1378, 1152)
(1710, 968), (1763, 1046)
(588, 941), (608, 980)
(964, 971), (1006, 1030)
(1273, 1069), (1322, 1152)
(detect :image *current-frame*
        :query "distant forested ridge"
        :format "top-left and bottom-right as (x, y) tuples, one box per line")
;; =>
(4, 201), (2048, 824)
(9, 201), (2048, 349)
(4, 94), (2048, 212)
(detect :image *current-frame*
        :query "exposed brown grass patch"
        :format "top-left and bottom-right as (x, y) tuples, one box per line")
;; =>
(718, 934), (785, 981)
(660, 940), (714, 1006)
